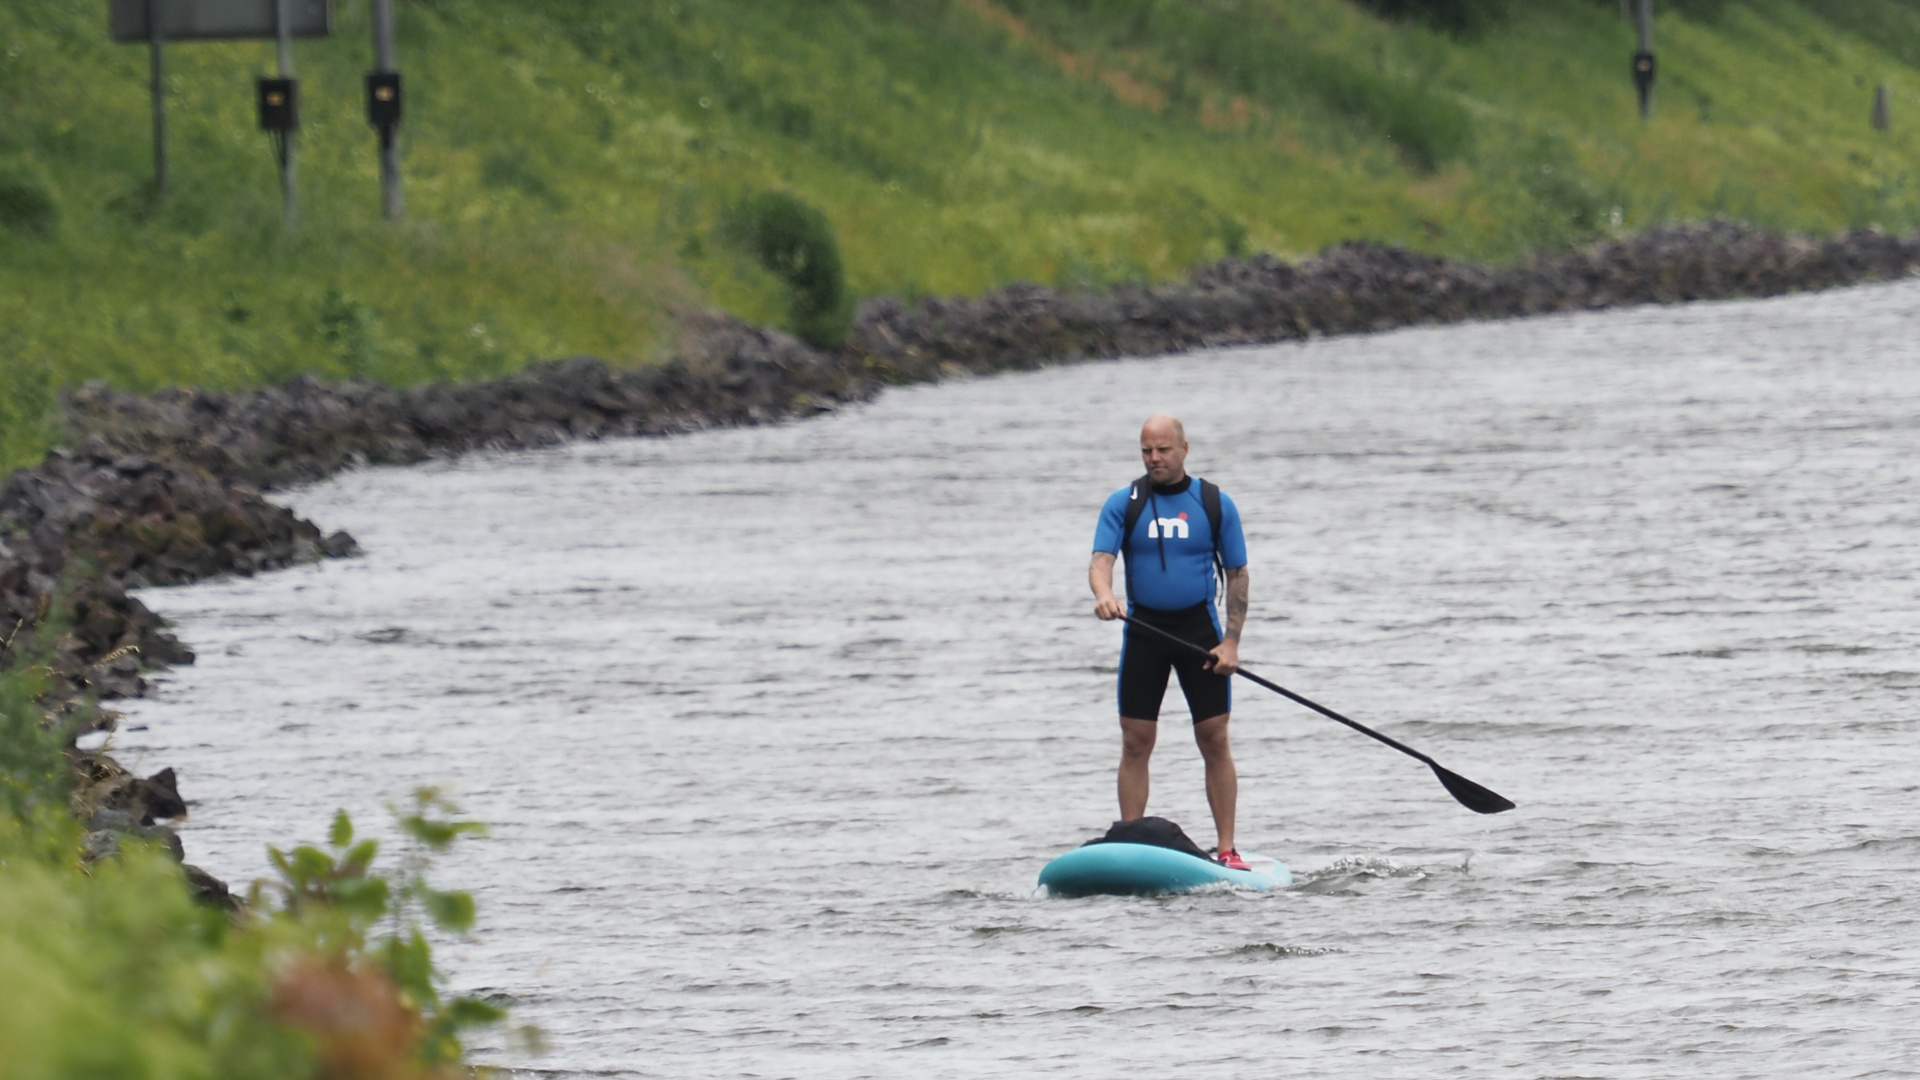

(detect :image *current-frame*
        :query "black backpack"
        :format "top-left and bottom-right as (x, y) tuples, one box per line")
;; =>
(1119, 473), (1227, 604)
(1082, 816), (1212, 861)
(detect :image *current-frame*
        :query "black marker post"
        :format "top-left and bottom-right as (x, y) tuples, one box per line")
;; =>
(367, 0), (403, 220)
(1632, 0), (1656, 120)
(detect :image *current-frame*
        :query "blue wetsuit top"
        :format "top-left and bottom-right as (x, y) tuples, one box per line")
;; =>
(1093, 476), (1248, 618)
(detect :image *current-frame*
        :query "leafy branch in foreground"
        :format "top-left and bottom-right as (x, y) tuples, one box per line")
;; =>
(264, 788), (510, 1075)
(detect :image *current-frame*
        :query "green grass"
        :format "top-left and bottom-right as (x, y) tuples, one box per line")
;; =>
(5, 0), (1920, 469)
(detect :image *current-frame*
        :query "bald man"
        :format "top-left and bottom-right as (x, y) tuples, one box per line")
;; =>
(1089, 415), (1252, 869)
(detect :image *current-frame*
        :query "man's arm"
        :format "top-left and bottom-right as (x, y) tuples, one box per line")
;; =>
(1090, 552), (1124, 620)
(1223, 566), (1249, 642)
(1209, 566), (1249, 675)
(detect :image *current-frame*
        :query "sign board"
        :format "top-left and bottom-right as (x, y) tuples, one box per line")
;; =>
(110, 0), (332, 42)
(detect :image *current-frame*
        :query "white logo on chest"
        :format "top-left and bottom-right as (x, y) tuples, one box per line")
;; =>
(1147, 516), (1189, 539)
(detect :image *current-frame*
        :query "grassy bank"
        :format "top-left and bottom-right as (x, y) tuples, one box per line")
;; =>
(5, 0), (1920, 468)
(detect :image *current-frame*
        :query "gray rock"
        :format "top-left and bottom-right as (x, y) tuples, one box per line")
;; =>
(82, 830), (118, 862)
(86, 807), (140, 833)
(182, 864), (238, 911)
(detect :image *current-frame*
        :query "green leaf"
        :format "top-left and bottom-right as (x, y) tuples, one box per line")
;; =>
(399, 815), (486, 852)
(400, 815), (459, 851)
(327, 876), (391, 922)
(382, 931), (438, 1007)
(287, 844), (334, 885)
(340, 838), (379, 875)
(422, 888), (476, 933)
(327, 809), (353, 848)
(442, 996), (507, 1028)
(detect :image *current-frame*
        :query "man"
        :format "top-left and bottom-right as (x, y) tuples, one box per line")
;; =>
(1089, 415), (1251, 870)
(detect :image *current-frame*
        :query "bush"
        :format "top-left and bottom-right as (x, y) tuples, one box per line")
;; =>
(0, 166), (59, 238)
(720, 191), (854, 348)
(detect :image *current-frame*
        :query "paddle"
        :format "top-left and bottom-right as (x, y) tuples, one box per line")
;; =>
(1116, 614), (1515, 815)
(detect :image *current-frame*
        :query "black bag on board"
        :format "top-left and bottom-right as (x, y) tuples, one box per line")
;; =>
(1083, 816), (1212, 861)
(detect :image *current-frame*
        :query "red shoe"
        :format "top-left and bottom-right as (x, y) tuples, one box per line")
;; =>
(1215, 849), (1250, 872)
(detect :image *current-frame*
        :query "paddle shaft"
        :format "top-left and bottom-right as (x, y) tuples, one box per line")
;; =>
(1117, 613), (1435, 766)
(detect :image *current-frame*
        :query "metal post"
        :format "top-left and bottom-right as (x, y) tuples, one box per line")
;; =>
(371, 0), (402, 220)
(147, 0), (167, 194)
(1633, 0), (1655, 120)
(276, 0), (297, 228)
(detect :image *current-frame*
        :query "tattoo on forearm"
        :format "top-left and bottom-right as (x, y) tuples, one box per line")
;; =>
(1225, 569), (1249, 642)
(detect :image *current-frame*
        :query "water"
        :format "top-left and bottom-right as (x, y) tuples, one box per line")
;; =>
(119, 282), (1920, 1078)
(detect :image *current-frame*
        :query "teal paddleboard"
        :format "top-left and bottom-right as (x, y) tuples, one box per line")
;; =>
(1038, 842), (1291, 898)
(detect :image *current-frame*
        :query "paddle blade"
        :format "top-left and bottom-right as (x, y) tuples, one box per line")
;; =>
(1430, 763), (1515, 815)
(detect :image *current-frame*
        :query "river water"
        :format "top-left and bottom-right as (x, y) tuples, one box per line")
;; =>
(118, 282), (1920, 1078)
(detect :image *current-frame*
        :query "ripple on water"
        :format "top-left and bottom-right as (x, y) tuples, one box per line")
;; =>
(120, 281), (1920, 1078)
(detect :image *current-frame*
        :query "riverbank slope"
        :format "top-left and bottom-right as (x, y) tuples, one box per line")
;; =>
(8, 0), (1920, 468)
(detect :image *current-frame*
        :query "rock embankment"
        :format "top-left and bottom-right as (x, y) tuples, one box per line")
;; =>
(853, 222), (1920, 379)
(1, 438), (358, 904)
(10, 221), (1918, 898)
(61, 313), (870, 490)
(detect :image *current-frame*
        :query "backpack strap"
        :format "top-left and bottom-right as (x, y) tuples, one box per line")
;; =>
(1119, 474), (1151, 599)
(1199, 478), (1227, 599)
(1120, 474), (1151, 552)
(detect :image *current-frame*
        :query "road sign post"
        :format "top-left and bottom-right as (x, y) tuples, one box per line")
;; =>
(111, 0), (331, 221)
(1633, 0), (1655, 119)
(368, 0), (402, 220)
(147, 0), (167, 194)
(274, 0), (297, 227)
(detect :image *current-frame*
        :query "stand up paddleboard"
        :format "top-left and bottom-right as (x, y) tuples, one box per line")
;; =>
(1038, 842), (1291, 897)
(1037, 818), (1289, 897)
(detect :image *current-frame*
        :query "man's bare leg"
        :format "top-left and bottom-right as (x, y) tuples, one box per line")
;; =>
(1118, 717), (1157, 820)
(1193, 712), (1236, 852)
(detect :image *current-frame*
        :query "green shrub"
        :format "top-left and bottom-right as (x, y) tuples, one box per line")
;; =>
(721, 191), (854, 348)
(0, 166), (58, 238)
(265, 791), (505, 1070)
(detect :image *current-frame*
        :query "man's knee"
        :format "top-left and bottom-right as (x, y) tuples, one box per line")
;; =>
(1120, 718), (1158, 758)
(1193, 714), (1231, 757)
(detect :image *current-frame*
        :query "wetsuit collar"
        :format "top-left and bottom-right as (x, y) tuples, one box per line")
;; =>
(1150, 476), (1192, 496)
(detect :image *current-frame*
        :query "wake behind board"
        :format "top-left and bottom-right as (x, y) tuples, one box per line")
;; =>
(1038, 842), (1291, 898)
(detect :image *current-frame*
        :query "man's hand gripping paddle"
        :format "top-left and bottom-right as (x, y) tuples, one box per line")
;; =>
(1117, 614), (1515, 815)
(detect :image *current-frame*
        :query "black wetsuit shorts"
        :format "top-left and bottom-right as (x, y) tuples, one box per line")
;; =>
(1117, 602), (1232, 723)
